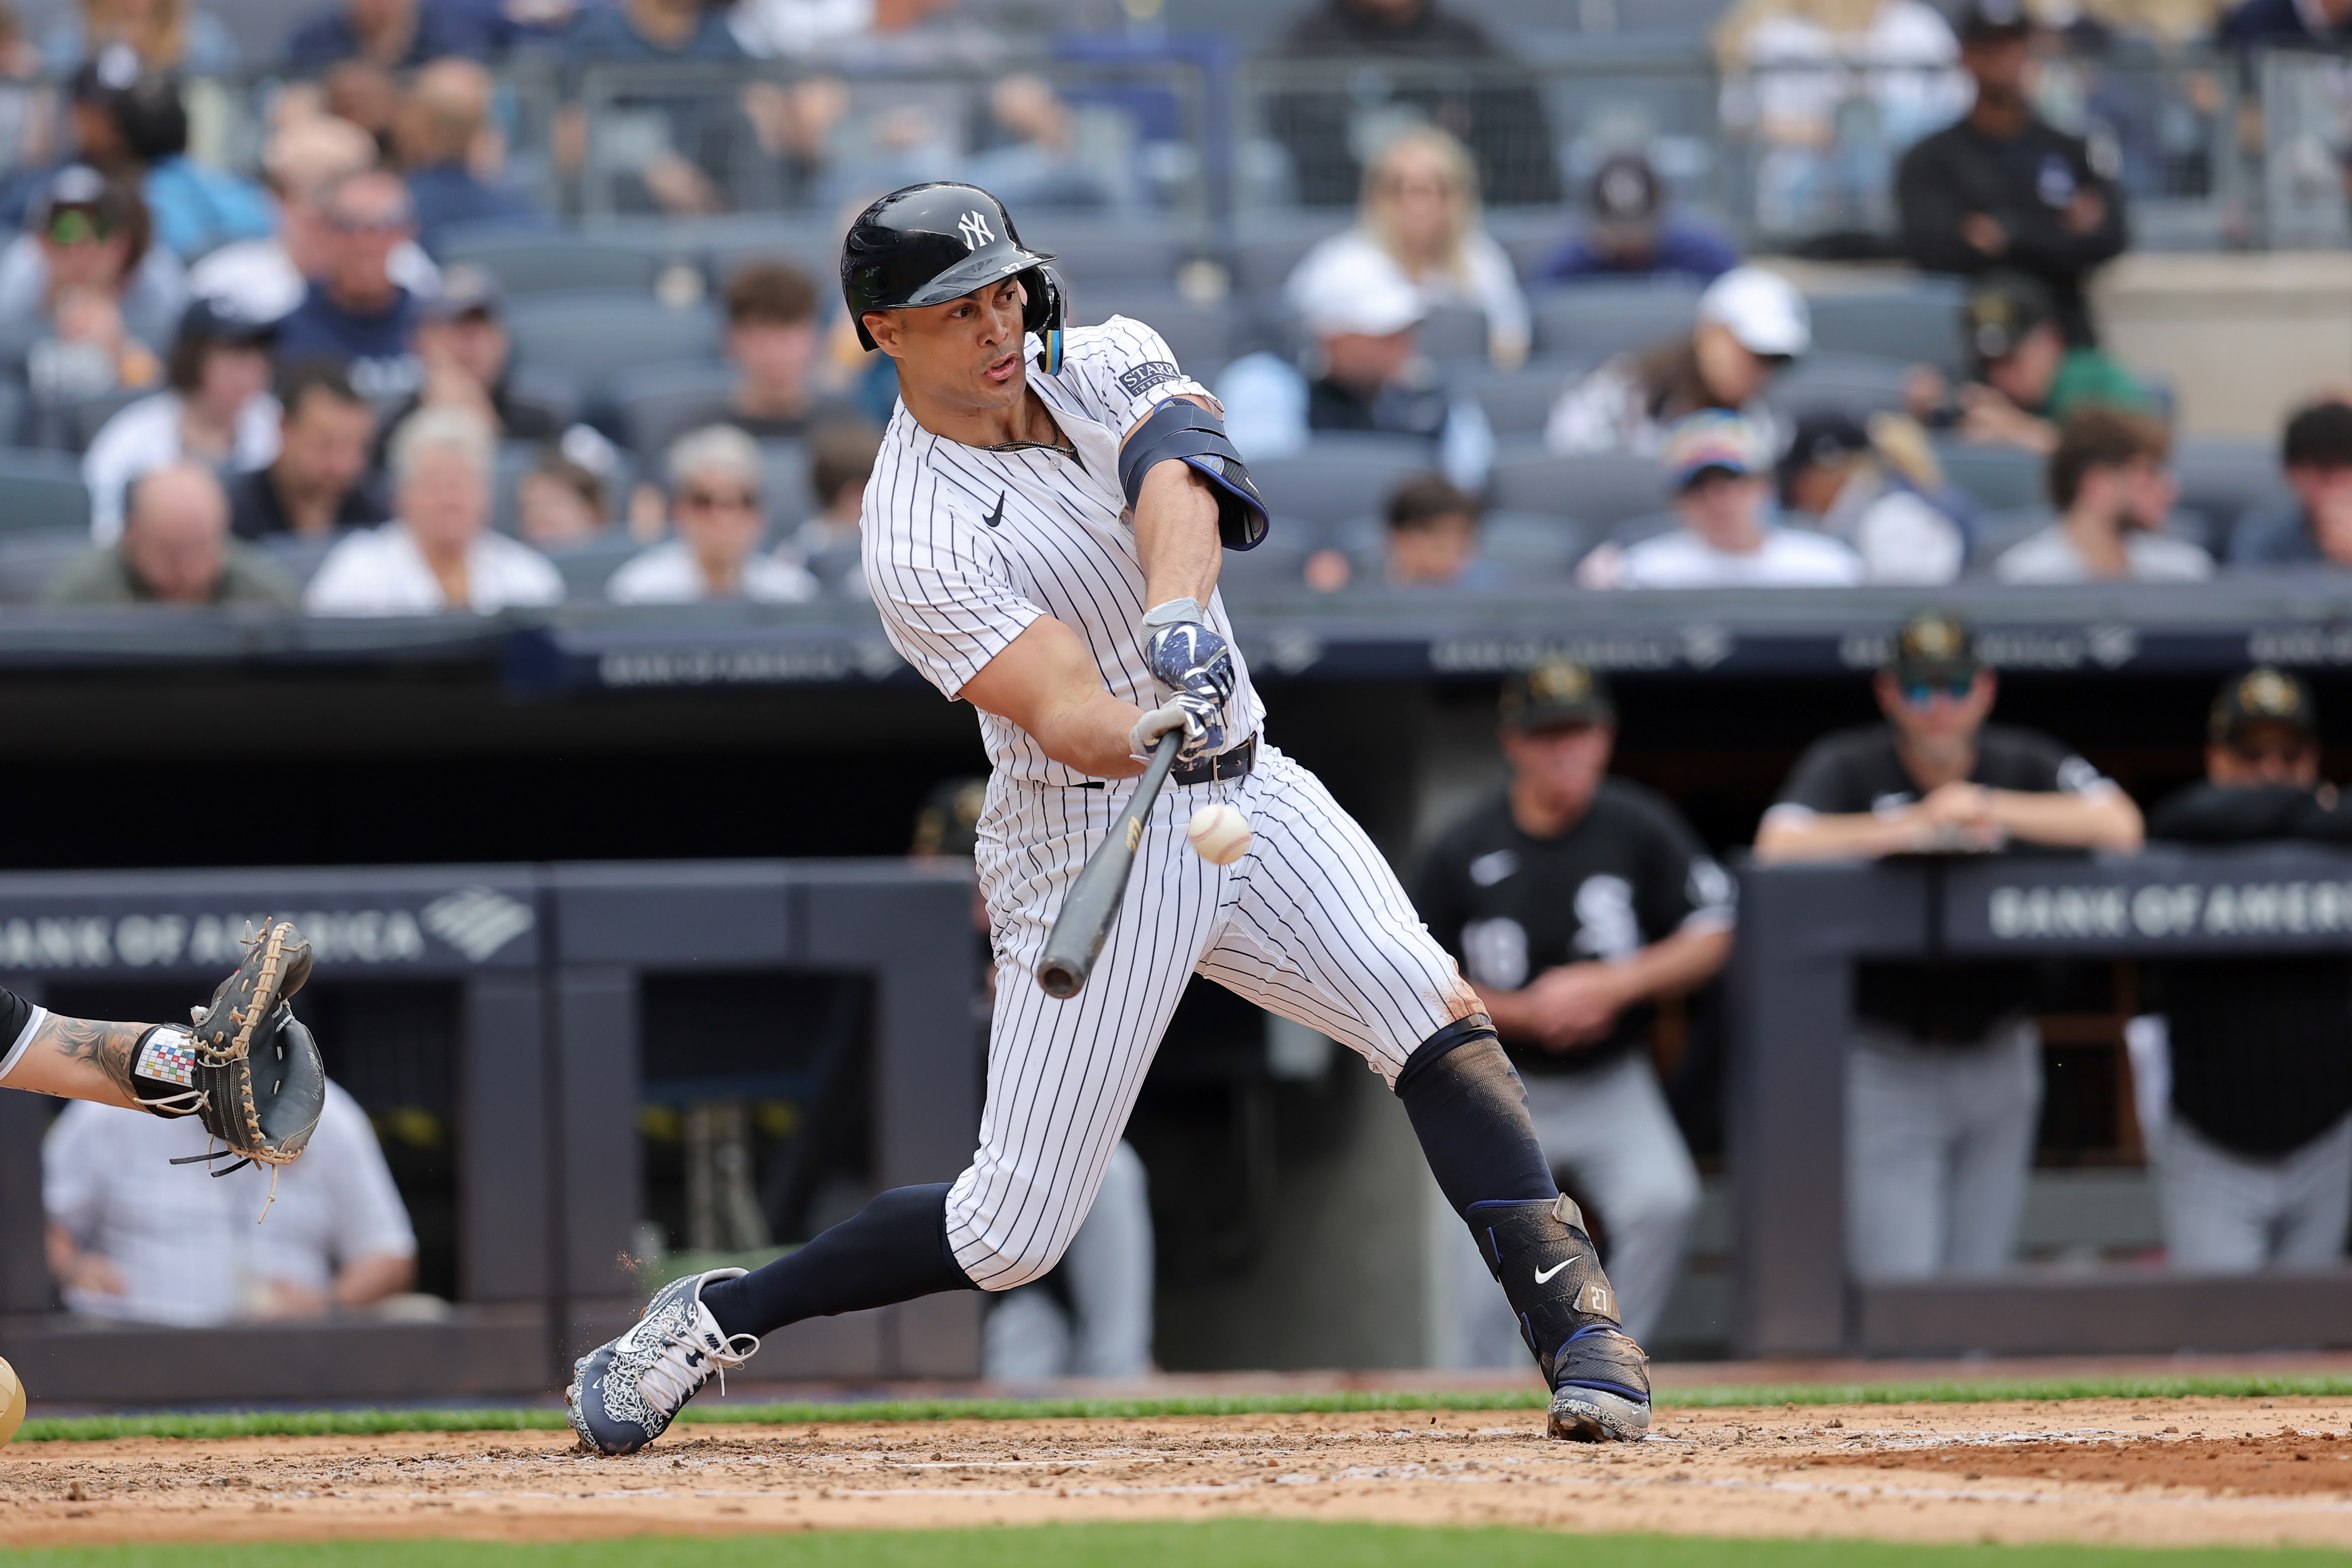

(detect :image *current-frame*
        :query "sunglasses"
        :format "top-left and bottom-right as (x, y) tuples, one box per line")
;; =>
(46, 208), (112, 246)
(683, 488), (761, 511)
(331, 211), (410, 234)
(1904, 680), (1975, 706)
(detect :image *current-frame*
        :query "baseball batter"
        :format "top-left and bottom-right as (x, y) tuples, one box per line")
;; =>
(568, 183), (1652, 1456)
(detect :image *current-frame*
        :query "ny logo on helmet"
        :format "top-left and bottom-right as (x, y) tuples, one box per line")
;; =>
(957, 210), (994, 251)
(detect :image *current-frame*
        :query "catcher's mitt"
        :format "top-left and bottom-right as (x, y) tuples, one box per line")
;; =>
(131, 920), (324, 1174)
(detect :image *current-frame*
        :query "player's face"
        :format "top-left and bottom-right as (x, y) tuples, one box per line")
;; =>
(1878, 669), (1995, 746)
(2209, 723), (2319, 789)
(868, 278), (1029, 413)
(1502, 721), (1615, 819)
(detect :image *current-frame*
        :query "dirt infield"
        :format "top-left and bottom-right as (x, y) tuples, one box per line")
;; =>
(10, 1398), (2352, 1550)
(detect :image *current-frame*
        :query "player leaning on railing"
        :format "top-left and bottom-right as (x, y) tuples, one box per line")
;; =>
(0, 920), (324, 1176)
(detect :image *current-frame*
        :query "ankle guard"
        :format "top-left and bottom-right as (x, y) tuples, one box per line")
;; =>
(1466, 1194), (1650, 1404)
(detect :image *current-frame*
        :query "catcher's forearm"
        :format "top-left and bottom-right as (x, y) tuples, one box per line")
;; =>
(0, 1014), (147, 1109)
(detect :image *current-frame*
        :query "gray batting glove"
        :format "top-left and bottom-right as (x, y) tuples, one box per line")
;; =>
(1129, 696), (1210, 764)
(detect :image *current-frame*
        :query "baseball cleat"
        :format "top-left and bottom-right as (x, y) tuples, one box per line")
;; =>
(1466, 1193), (1652, 1444)
(567, 1268), (758, 1457)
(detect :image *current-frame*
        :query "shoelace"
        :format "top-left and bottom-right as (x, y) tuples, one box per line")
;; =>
(637, 1325), (753, 1412)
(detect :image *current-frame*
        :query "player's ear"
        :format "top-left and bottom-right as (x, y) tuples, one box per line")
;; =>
(862, 309), (903, 359)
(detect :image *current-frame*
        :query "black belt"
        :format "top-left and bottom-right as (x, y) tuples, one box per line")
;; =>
(1171, 734), (1256, 786)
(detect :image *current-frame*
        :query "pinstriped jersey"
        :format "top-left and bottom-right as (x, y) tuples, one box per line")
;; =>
(861, 317), (1267, 786)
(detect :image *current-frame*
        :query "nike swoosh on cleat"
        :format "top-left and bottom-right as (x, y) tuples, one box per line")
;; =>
(983, 490), (1006, 528)
(1534, 1259), (1573, 1284)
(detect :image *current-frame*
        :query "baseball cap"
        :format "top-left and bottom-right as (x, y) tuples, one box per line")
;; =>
(31, 164), (122, 233)
(1964, 272), (2057, 365)
(2209, 666), (2316, 746)
(1957, 0), (2033, 43)
(1665, 410), (1768, 491)
(1885, 609), (1980, 689)
(1501, 661), (1615, 731)
(1697, 266), (1811, 360)
(1290, 245), (1425, 339)
(1587, 152), (1661, 225)
(175, 297), (279, 350)
(1777, 410), (1871, 491)
(910, 777), (987, 856)
(419, 264), (505, 325)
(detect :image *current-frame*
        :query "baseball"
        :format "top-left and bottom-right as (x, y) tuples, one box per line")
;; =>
(1187, 803), (1253, 865)
(0, 1355), (22, 1447)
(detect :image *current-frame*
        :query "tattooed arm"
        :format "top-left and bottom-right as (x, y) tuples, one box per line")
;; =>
(0, 1014), (149, 1110)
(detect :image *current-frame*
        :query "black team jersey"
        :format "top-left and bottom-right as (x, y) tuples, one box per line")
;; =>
(2144, 782), (2352, 1158)
(1769, 723), (2112, 1043)
(1412, 779), (1733, 1079)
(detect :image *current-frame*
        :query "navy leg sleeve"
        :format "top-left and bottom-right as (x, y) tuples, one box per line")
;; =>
(1393, 1022), (1557, 1219)
(701, 1181), (978, 1340)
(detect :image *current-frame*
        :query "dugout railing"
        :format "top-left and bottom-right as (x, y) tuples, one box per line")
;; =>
(0, 859), (976, 1405)
(1732, 844), (2352, 1360)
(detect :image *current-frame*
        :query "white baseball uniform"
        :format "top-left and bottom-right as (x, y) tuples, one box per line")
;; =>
(863, 318), (1486, 1290)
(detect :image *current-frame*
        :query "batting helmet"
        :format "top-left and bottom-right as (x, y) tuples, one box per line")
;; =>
(840, 182), (1066, 374)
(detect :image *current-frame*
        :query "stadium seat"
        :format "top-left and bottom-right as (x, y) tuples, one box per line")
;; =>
(436, 229), (687, 298)
(1805, 281), (1969, 377)
(0, 448), (92, 537)
(252, 530), (339, 591)
(64, 388), (146, 455)
(1246, 435), (1436, 528)
(1482, 509), (1586, 573)
(0, 526), (91, 602)
(549, 535), (647, 600)
(2171, 434), (2293, 557)
(1967, 506), (2058, 575)
(1489, 446), (1673, 531)
(1064, 287), (1237, 379)
(1023, 221), (1192, 289)
(1451, 356), (1592, 438)
(608, 361), (740, 459)
(1934, 442), (2046, 513)
(506, 293), (722, 404)
(699, 223), (844, 291)
(1529, 279), (1703, 359)
(1214, 537), (1312, 594)
(1420, 304), (1490, 365)
(491, 441), (638, 538)
(1767, 352), (1913, 422)
(1609, 509), (1682, 548)
(759, 439), (815, 529)
(1230, 217), (1349, 311)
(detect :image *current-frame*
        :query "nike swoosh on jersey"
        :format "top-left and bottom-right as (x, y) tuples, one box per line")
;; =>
(1534, 1258), (1572, 1284)
(983, 490), (1006, 529)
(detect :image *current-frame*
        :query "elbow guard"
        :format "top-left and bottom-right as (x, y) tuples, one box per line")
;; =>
(1118, 398), (1271, 551)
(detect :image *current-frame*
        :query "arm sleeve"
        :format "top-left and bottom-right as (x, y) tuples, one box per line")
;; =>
(1998, 143), (2129, 273)
(0, 989), (43, 1085)
(2147, 783), (2314, 843)
(1772, 739), (1860, 813)
(1896, 139), (1990, 276)
(863, 470), (1044, 701)
(2030, 738), (2118, 796)
(1058, 318), (1214, 436)
(1635, 799), (1736, 940)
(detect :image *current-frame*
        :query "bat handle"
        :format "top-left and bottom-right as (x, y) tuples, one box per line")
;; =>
(1033, 727), (1187, 999)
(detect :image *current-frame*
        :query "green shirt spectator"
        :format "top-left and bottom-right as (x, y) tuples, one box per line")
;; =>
(45, 462), (299, 609)
(1905, 270), (2149, 457)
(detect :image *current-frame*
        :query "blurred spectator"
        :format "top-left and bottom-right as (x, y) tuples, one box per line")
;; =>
(85, 50), (271, 261)
(2217, 0), (2352, 42)
(569, 0), (745, 57)
(285, 0), (498, 69)
(85, 298), (280, 545)
(720, 262), (859, 441)
(1717, 0), (1967, 237)
(0, 164), (180, 394)
(1994, 407), (2212, 582)
(193, 113), (439, 323)
(1547, 266), (1809, 457)
(1306, 471), (1502, 592)
(1274, 0), (1557, 208)
(228, 358), (388, 541)
(787, 415), (880, 597)
(1221, 243), (1494, 490)
(2141, 668), (2352, 1272)
(2229, 400), (2352, 569)
(1536, 152), (1740, 287)
(1413, 661), (1728, 1353)
(274, 167), (423, 403)
(561, 0), (747, 217)
(1778, 410), (1968, 584)
(305, 404), (563, 614)
(324, 59), (401, 164)
(1754, 609), (2143, 1280)
(515, 445), (610, 549)
(45, 1079), (415, 1325)
(395, 58), (547, 252)
(729, 0), (873, 56)
(48, 461), (299, 608)
(377, 265), (567, 455)
(608, 424), (816, 604)
(1896, 0), (2127, 348)
(1288, 125), (1528, 369)
(40, 0), (237, 77)
(1909, 272), (2149, 455)
(1578, 412), (1864, 588)
(961, 73), (1117, 213)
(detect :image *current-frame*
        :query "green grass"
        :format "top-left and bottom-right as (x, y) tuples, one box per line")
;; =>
(5, 1525), (2352, 1567)
(14, 1370), (2352, 1445)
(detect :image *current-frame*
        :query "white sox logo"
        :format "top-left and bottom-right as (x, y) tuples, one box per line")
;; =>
(957, 210), (994, 250)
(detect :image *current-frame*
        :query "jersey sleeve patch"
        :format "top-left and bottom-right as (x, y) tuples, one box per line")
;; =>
(1117, 361), (1183, 400)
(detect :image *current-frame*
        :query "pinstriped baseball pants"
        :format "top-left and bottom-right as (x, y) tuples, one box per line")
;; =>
(949, 741), (1485, 1291)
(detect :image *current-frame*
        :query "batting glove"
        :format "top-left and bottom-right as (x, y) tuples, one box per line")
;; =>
(1138, 598), (1234, 763)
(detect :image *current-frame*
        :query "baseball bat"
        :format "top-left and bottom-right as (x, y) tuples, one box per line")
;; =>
(1035, 727), (1186, 998)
